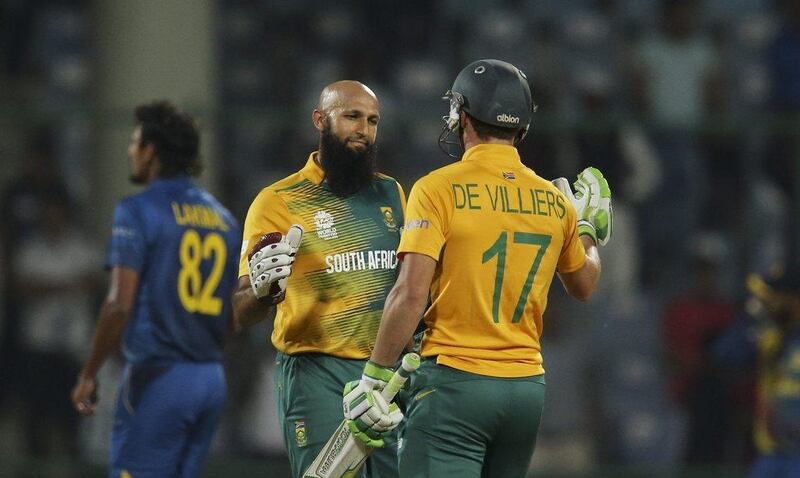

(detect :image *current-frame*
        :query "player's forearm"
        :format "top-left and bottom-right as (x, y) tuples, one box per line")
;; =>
(80, 301), (131, 380)
(576, 236), (602, 300)
(370, 285), (427, 367)
(558, 235), (602, 301)
(232, 286), (274, 328)
(582, 235), (601, 283)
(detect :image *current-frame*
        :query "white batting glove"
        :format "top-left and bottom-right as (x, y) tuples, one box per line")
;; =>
(553, 167), (613, 246)
(342, 381), (403, 448)
(247, 224), (304, 304)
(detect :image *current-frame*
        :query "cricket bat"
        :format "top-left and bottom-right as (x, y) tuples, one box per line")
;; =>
(302, 353), (421, 478)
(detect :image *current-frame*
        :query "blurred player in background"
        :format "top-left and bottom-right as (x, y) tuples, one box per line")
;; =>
(70, 101), (241, 477)
(714, 264), (800, 477)
(231, 80), (406, 477)
(341, 59), (611, 477)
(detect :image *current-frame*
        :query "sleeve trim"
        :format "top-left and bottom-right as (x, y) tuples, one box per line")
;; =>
(398, 245), (441, 263)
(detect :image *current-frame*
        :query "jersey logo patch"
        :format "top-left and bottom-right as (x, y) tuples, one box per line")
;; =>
(415, 388), (437, 401)
(502, 171), (516, 180)
(380, 207), (398, 232)
(405, 219), (430, 231)
(295, 420), (308, 447)
(315, 210), (338, 240)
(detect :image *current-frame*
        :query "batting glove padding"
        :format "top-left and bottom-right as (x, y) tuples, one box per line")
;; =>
(247, 225), (304, 303)
(342, 361), (402, 448)
(553, 167), (613, 246)
(361, 360), (394, 391)
(342, 380), (403, 448)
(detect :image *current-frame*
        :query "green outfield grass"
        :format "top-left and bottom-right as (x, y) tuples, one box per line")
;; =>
(0, 457), (748, 478)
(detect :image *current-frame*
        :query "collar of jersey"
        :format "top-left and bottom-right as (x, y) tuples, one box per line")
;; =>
(300, 151), (326, 185)
(461, 144), (522, 168)
(149, 175), (191, 188)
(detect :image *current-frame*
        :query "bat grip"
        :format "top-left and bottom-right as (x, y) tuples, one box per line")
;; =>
(380, 353), (420, 402)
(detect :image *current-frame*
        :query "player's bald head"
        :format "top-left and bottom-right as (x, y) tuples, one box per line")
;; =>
(316, 80), (379, 115)
(311, 80), (380, 198)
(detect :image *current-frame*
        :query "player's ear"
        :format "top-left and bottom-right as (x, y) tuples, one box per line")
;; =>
(459, 111), (468, 131)
(142, 142), (157, 162)
(312, 109), (325, 131)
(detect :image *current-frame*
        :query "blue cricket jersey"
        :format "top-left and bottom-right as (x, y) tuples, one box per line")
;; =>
(106, 176), (240, 364)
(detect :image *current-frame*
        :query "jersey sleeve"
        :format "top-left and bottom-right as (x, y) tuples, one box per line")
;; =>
(557, 197), (587, 273)
(396, 181), (407, 217)
(106, 199), (147, 272)
(397, 173), (452, 262)
(238, 188), (292, 277)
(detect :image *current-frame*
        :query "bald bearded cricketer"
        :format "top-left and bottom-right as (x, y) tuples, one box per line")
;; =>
(232, 81), (406, 478)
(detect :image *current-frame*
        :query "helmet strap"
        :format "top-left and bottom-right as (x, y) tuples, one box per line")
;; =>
(438, 121), (463, 159)
(514, 126), (529, 145)
(438, 91), (466, 159)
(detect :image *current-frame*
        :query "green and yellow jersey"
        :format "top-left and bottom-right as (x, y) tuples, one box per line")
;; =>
(239, 152), (406, 359)
(398, 144), (586, 378)
(754, 325), (800, 454)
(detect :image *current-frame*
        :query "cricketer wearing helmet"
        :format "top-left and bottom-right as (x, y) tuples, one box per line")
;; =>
(341, 59), (613, 477)
(232, 81), (406, 478)
(714, 264), (800, 477)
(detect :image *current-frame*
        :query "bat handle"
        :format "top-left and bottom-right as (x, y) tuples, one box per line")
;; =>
(380, 353), (420, 402)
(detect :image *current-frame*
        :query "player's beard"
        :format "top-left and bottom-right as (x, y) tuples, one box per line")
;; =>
(319, 126), (376, 197)
(128, 158), (149, 185)
(129, 171), (147, 185)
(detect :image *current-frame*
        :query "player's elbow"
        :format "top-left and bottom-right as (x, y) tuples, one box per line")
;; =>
(101, 298), (133, 322)
(231, 300), (259, 330)
(569, 284), (595, 302)
(390, 282), (429, 314)
(567, 271), (600, 302)
(560, 260), (600, 302)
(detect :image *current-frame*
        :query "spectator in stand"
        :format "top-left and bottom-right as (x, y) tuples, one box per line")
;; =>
(662, 232), (737, 465)
(764, 0), (800, 197)
(0, 128), (70, 433)
(629, 0), (724, 290)
(12, 192), (102, 458)
(630, 0), (723, 129)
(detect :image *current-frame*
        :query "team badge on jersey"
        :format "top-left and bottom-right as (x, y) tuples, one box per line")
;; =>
(314, 210), (338, 240)
(295, 420), (308, 447)
(502, 171), (516, 180)
(380, 207), (398, 232)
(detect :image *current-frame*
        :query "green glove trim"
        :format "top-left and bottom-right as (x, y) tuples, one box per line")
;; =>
(342, 380), (358, 396)
(363, 361), (394, 384)
(347, 419), (385, 448)
(584, 167), (610, 196)
(577, 220), (597, 245)
(593, 208), (610, 245)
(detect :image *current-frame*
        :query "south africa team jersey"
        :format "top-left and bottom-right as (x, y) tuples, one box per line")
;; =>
(239, 152), (406, 359)
(398, 144), (586, 378)
(107, 177), (241, 364)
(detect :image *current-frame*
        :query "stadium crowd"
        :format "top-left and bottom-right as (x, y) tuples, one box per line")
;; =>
(1, 0), (799, 475)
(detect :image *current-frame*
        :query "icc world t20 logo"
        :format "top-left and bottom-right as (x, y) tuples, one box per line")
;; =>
(315, 210), (338, 240)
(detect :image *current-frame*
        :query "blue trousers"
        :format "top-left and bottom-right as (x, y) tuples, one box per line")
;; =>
(109, 361), (226, 478)
(750, 453), (800, 478)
